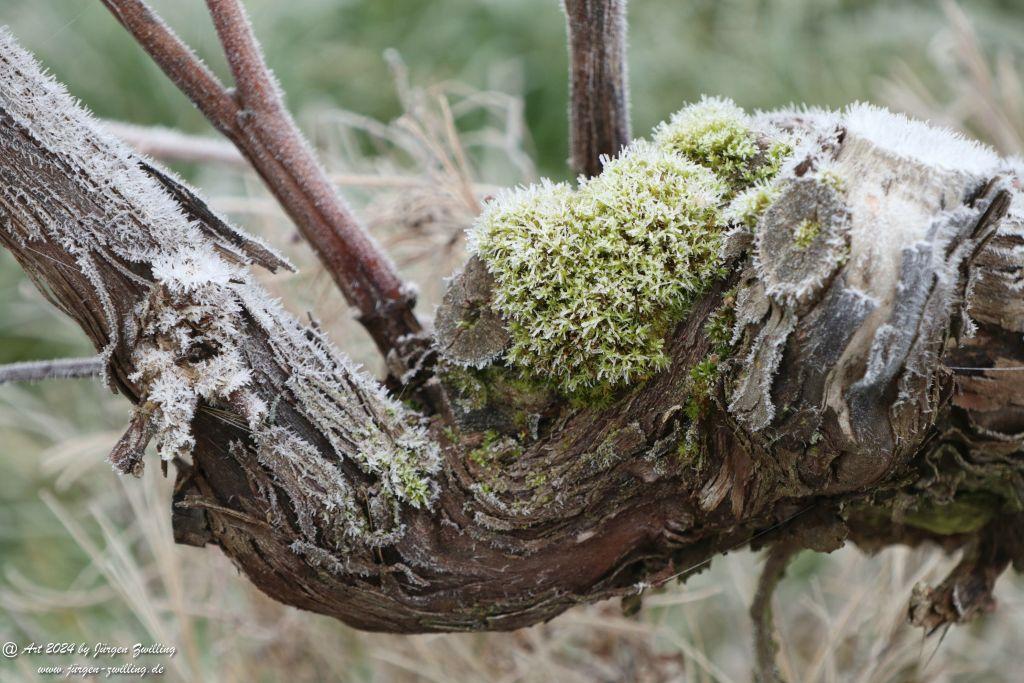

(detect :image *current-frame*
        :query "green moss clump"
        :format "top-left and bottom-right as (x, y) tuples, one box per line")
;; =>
(704, 292), (737, 358)
(469, 97), (789, 397)
(398, 467), (433, 507)
(723, 181), (781, 230)
(468, 429), (522, 469)
(685, 358), (720, 422)
(472, 144), (728, 394)
(793, 218), (821, 249)
(677, 353), (727, 467)
(526, 471), (548, 489)
(655, 96), (789, 192)
(816, 168), (845, 193)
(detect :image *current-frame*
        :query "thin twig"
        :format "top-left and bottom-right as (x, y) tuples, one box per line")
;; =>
(562, 0), (631, 177)
(98, 0), (237, 131)
(101, 0), (422, 356)
(204, 0), (278, 113)
(104, 121), (246, 167)
(205, 0), (420, 351)
(751, 543), (797, 683)
(0, 356), (104, 385)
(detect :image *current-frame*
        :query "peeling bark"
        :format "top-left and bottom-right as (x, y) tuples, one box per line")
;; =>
(2, 33), (1024, 638)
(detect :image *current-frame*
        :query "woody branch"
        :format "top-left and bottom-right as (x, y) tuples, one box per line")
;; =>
(2, 16), (1024, 676)
(563, 0), (632, 177)
(100, 0), (421, 356)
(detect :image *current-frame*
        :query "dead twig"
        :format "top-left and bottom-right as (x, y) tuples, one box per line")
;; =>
(751, 543), (797, 683)
(0, 356), (104, 385)
(104, 121), (246, 167)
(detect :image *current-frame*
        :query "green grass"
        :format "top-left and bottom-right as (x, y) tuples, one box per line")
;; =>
(6, 1), (1023, 179)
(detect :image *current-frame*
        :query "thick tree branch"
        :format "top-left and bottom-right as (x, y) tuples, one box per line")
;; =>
(2, 32), (1024, 637)
(563, 0), (631, 177)
(100, 0), (422, 357)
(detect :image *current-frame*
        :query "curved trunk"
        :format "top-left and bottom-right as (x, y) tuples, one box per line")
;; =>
(1, 32), (1022, 634)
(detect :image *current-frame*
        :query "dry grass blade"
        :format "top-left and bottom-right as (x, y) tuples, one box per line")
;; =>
(881, 0), (1024, 156)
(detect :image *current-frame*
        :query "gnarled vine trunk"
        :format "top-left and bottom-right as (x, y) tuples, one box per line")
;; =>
(1, 26), (1023, 639)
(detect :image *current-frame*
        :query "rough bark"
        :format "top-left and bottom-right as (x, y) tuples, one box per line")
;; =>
(2, 31), (1024, 638)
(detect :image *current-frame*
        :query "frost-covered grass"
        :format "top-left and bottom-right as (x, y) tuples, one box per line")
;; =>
(3, 1), (1024, 681)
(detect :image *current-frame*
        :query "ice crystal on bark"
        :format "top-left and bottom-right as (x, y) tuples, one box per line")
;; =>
(130, 251), (252, 462)
(231, 284), (441, 510)
(0, 30), (440, 554)
(844, 103), (1000, 176)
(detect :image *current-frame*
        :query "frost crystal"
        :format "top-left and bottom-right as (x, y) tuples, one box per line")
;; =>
(844, 103), (1000, 177)
(0, 31), (440, 559)
(722, 181), (782, 230)
(151, 246), (239, 293)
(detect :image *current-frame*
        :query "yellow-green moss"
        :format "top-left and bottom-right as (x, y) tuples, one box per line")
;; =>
(469, 97), (789, 397)
(793, 219), (821, 249)
(472, 146), (726, 394)
(704, 291), (738, 357)
(526, 471), (548, 489)
(685, 358), (720, 422)
(676, 293), (739, 464)
(816, 168), (846, 193)
(723, 181), (782, 230)
(655, 96), (790, 193)
(468, 429), (523, 468)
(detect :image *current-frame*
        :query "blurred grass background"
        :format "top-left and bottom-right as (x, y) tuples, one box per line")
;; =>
(1, 0), (1024, 681)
